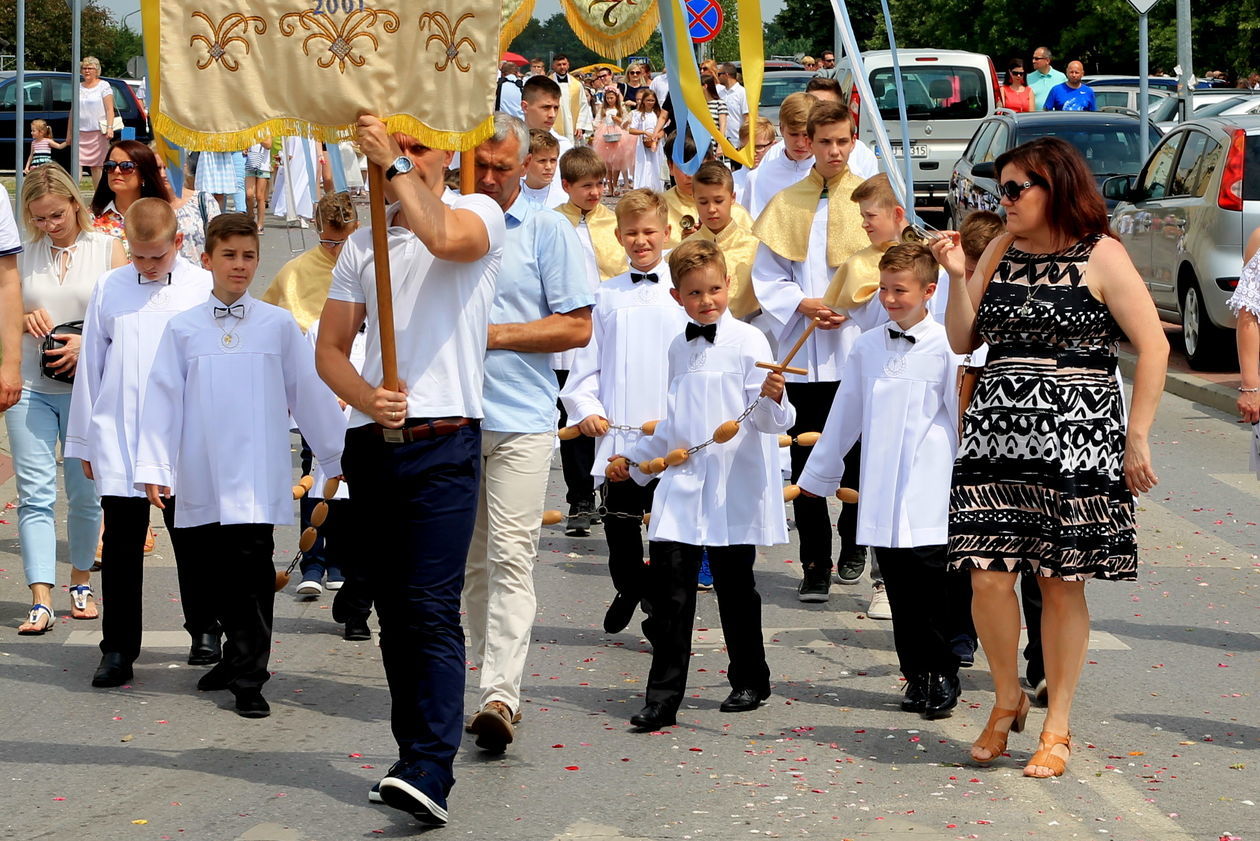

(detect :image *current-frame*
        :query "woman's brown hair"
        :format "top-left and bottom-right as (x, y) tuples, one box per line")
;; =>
(995, 136), (1114, 245)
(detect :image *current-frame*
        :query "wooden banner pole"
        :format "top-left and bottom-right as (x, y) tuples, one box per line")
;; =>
(366, 161), (399, 392)
(459, 150), (475, 196)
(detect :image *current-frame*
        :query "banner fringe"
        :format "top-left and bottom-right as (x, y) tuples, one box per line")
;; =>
(557, 0), (658, 61)
(500, 0), (537, 52)
(153, 114), (496, 153)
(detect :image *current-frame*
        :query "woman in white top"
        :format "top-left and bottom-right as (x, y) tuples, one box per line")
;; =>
(629, 89), (668, 190)
(8, 164), (126, 633)
(76, 57), (116, 188)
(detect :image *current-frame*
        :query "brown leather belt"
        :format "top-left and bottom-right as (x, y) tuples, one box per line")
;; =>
(371, 417), (474, 444)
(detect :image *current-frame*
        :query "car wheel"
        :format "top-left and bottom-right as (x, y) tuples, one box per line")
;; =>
(1181, 276), (1229, 370)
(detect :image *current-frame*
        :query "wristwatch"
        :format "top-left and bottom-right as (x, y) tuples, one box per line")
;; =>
(385, 155), (414, 181)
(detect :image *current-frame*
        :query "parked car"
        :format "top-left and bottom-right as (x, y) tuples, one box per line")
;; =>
(0, 72), (150, 173)
(1105, 116), (1260, 368)
(839, 49), (1001, 214)
(758, 71), (815, 127)
(946, 110), (1161, 227)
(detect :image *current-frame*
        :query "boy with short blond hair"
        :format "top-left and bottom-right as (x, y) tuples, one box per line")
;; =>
(521, 129), (565, 208)
(136, 213), (346, 718)
(959, 211), (1005, 275)
(691, 160), (760, 319)
(609, 238), (794, 730)
(800, 242), (964, 720)
(744, 92), (818, 217)
(733, 116), (777, 205)
(560, 188), (687, 635)
(67, 198), (218, 688)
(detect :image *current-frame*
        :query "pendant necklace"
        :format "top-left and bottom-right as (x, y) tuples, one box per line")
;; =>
(1018, 244), (1072, 317)
(214, 311), (243, 351)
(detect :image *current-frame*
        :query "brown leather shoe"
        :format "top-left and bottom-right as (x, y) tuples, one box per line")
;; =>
(469, 701), (516, 753)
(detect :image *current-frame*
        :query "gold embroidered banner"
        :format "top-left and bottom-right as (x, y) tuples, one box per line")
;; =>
(558, 0), (658, 60)
(143, 0), (499, 151)
(500, 0), (536, 52)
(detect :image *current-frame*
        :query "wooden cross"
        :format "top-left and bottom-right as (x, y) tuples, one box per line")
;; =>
(755, 323), (814, 377)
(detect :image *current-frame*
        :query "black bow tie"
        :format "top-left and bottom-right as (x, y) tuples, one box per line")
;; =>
(686, 322), (717, 343)
(888, 327), (916, 344)
(631, 272), (658, 284)
(214, 304), (245, 319)
(555, 73), (568, 83)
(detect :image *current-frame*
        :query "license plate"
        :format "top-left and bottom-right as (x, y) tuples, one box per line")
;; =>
(890, 144), (929, 159)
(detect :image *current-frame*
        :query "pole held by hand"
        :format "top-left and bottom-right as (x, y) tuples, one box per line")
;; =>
(756, 322), (815, 377)
(367, 162), (399, 391)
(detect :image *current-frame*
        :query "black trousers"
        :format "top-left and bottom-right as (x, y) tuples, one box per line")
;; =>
(318, 497), (373, 621)
(1021, 572), (1045, 686)
(602, 478), (657, 602)
(876, 545), (959, 677)
(785, 381), (863, 570)
(98, 495), (220, 662)
(641, 542), (769, 712)
(555, 370), (595, 507)
(179, 522), (276, 692)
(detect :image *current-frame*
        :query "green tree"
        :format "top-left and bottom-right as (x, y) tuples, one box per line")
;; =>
(0, 0), (133, 75)
(772, 0), (886, 56)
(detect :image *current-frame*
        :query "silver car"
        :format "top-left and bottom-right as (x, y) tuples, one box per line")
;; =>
(1105, 115), (1260, 368)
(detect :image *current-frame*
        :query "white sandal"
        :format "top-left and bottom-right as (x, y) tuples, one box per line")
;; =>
(69, 585), (97, 619)
(18, 604), (54, 635)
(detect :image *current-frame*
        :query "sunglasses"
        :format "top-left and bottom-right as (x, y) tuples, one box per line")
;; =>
(1010, 70), (1025, 76)
(318, 237), (349, 247)
(104, 160), (139, 173)
(998, 179), (1039, 201)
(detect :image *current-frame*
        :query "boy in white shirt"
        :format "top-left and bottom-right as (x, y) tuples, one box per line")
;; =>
(136, 214), (346, 718)
(609, 239), (794, 730)
(799, 243), (963, 720)
(520, 130), (566, 208)
(67, 199), (218, 688)
(560, 189), (688, 636)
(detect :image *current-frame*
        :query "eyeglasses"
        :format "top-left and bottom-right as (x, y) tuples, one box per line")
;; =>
(1033, 55), (1049, 61)
(104, 160), (139, 173)
(755, 141), (775, 152)
(998, 179), (1039, 201)
(1009, 70), (1025, 77)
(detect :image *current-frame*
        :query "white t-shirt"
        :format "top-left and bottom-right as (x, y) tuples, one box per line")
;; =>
(326, 193), (506, 426)
(0, 185), (21, 258)
(78, 81), (113, 132)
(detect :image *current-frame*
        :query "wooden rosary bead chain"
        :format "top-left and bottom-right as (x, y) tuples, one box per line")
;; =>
(275, 476), (343, 592)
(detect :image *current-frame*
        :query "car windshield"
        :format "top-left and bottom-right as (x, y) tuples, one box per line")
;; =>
(868, 66), (988, 120)
(1193, 96), (1250, 116)
(759, 75), (811, 107)
(1017, 121), (1163, 177)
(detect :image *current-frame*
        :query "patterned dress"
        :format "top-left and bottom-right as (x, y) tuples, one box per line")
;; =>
(948, 235), (1137, 581)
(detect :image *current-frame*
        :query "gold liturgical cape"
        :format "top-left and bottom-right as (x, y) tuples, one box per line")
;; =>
(260, 245), (336, 332)
(694, 221), (761, 319)
(752, 167), (867, 267)
(824, 241), (895, 312)
(662, 187), (754, 250)
(556, 202), (628, 280)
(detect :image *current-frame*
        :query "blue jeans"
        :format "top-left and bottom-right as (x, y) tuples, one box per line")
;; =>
(4, 389), (101, 586)
(342, 421), (480, 799)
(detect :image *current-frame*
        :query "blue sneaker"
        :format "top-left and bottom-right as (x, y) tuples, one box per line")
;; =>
(697, 552), (714, 591)
(379, 771), (449, 826)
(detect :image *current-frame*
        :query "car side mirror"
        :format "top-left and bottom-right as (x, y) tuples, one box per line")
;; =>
(1102, 175), (1135, 202)
(971, 161), (996, 179)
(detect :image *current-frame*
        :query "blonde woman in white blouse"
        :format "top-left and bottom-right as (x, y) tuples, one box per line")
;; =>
(9, 164), (125, 633)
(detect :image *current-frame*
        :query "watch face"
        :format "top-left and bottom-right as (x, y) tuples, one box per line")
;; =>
(393, 156), (414, 173)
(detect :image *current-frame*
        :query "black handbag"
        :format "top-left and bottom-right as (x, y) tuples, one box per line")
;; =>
(41, 320), (84, 384)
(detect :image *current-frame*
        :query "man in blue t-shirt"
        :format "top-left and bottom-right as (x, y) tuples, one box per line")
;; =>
(1044, 61), (1097, 112)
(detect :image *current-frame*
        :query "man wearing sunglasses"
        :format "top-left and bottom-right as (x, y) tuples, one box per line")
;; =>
(816, 50), (838, 80)
(1028, 46), (1067, 110)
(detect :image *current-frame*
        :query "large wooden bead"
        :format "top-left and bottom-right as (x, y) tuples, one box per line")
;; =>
(542, 509), (564, 525)
(646, 457), (667, 475)
(605, 457), (629, 479)
(641, 419), (660, 435)
(713, 420), (741, 443)
(778, 434), (792, 448)
(795, 431), (822, 447)
(274, 570), (291, 592)
(557, 425), (582, 440)
(298, 474), (315, 491)
(298, 527), (319, 553)
(292, 484), (306, 500)
(837, 487), (859, 504)
(323, 477), (341, 499)
(310, 501), (330, 528)
(664, 448), (690, 466)
(783, 484), (802, 501)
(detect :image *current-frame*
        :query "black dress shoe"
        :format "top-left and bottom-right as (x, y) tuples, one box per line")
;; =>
(720, 686), (771, 712)
(234, 689), (271, 718)
(197, 663), (233, 692)
(629, 702), (676, 730)
(924, 672), (961, 719)
(187, 632), (222, 666)
(603, 593), (638, 634)
(91, 653), (134, 688)
(344, 616), (372, 641)
(900, 673), (930, 713)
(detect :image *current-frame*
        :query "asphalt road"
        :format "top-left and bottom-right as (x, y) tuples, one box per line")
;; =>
(0, 214), (1256, 841)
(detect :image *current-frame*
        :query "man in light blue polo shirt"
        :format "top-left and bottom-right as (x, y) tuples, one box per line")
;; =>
(462, 113), (593, 756)
(1028, 46), (1068, 110)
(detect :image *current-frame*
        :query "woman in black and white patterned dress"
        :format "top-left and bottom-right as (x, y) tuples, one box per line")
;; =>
(940, 137), (1168, 778)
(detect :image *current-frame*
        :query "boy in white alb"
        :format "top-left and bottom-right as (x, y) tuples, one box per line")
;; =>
(135, 214), (346, 719)
(66, 199), (219, 688)
(799, 243), (963, 720)
(560, 188), (688, 636)
(520, 130), (567, 208)
(610, 239), (794, 731)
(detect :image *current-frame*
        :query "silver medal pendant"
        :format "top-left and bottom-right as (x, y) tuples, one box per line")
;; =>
(220, 332), (241, 351)
(884, 353), (907, 376)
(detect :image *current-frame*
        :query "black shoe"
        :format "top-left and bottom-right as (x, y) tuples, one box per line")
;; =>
(368, 780), (384, 804)
(379, 774), (449, 826)
(343, 616), (371, 641)
(91, 653), (134, 688)
(197, 663), (233, 692)
(797, 562), (832, 603)
(900, 673), (930, 713)
(924, 672), (961, 719)
(951, 635), (976, 668)
(603, 593), (638, 634)
(565, 503), (592, 537)
(720, 686), (771, 713)
(833, 548), (867, 584)
(187, 632), (222, 666)
(630, 702), (677, 731)
(234, 689), (271, 718)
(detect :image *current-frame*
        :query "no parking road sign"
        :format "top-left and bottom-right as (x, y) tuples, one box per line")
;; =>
(686, 0), (724, 44)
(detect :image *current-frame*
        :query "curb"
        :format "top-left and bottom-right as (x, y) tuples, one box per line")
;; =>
(1117, 349), (1238, 417)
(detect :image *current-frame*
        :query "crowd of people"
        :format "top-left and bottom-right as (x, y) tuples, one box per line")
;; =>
(24, 46), (1260, 831)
